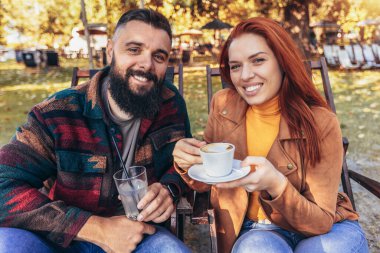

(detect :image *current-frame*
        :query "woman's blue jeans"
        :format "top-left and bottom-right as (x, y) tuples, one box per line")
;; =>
(0, 226), (191, 253)
(232, 219), (369, 253)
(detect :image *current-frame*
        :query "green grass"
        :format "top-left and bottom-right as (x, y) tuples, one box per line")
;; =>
(312, 70), (380, 165)
(0, 58), (89, 144)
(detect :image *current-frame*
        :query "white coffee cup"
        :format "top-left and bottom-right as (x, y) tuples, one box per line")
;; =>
(200, 143), (235, 177)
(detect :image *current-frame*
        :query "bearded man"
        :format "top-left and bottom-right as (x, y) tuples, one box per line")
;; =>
(0, 9), (191, 253)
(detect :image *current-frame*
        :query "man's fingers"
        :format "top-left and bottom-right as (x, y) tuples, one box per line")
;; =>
(152, 204), (175, 223)
(142, 223), (156, 235)
(142, 195), (173, 222)
(137, 184), (171, 221)
(137, 183), (160, 210)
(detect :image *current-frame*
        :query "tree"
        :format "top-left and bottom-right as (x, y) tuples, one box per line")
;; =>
(2, 0), (82, 48)
(358, 0), (380, 42)
(254, 0), (351, 58)
(2, 0), (41, 48)
(38, 0), (81, 48)
(2, 0), (376, 52)
(103, 0), (134, 37)
(0, 1), (6, 46)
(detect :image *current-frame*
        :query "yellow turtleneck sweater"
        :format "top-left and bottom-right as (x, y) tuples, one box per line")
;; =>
(246, 95), (281, 221)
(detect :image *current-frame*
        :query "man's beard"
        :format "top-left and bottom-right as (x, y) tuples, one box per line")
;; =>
(108, 60), (163, 119)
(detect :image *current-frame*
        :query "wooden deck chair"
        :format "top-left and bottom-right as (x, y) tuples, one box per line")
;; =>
(71, 64), (184, 95)
(362, 45), (380, 68)
(344, 45), (355, 63)
(337, 46), (361, 69)
(352, 44), (372, 69)
(197, 57), (380, 252)
(323, 45), (339, 67)
(371, 44), (380, 61)
(70, 64), (190, 240)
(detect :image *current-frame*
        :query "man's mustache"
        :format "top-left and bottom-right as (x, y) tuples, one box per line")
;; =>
(126, 69), (158, 83)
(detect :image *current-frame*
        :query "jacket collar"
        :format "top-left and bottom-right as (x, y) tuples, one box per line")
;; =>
(219, 89), (304, 141)
(82, 67), (108, 119)
(217, 89), (248, 125)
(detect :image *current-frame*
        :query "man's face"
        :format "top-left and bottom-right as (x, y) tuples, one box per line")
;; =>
(107, 20), (171, 118)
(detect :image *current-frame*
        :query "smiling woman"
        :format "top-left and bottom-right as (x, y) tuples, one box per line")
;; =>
(173, 17), (370, 253)
(227, 33), (283, 106)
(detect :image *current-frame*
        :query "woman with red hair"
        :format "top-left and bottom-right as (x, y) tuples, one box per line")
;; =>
(173, 17), (368, 253)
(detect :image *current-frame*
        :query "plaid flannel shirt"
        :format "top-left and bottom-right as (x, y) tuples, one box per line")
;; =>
(0, 68), (191, 247)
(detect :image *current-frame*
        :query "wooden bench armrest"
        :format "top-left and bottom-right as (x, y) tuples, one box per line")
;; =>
(343, 137), (349, 153)
(348, 170), (380, 199)
(176, 196), (193, 215)
(169, 196), (193, 240)
(191, 192), (210, 224)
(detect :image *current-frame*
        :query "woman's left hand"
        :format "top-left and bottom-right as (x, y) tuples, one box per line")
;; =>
(216, 156), (287, 198)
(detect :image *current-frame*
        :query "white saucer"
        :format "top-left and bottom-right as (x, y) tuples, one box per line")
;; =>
(188, 159), (250, 184)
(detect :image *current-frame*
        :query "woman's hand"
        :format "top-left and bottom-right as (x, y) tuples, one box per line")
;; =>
(173, 138), (206, 171)
(216, 156), (287, 198)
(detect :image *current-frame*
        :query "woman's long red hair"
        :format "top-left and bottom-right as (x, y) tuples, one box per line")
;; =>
(219, 17), (329, 166)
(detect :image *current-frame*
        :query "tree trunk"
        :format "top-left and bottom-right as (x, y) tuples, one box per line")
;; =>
(80, 0), (94, 69)
(283, 1), (312, 59)
(104, 0), (113, 38)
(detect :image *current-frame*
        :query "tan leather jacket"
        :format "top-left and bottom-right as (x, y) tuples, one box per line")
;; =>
(176, 89), (358, 253)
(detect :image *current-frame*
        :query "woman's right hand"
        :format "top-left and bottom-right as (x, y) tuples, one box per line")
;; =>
(173, 138), (206, 171)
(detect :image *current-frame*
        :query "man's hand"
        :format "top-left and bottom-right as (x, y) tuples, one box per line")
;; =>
(173, 138), (206, 171)
(136, 182), (175, 223)
(77, 215), (155, 253)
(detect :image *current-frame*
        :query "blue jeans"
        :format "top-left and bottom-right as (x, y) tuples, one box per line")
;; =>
(232, 219), (369, 253)
(0, 226), (191, 253)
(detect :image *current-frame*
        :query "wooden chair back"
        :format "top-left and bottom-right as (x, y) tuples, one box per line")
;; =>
(71, 64), (184, 96)
(206, 65), (232, 112)
(305, 58), (355, 206)
(305, 58), (380, 203)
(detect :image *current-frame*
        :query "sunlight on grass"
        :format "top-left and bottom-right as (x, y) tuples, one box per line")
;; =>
(0, 62), (24, 70)
(310, 69), (380, 161)
(1, 83), (69, 92)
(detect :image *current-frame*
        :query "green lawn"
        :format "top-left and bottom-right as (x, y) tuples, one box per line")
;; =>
(1, 59), (379, 251)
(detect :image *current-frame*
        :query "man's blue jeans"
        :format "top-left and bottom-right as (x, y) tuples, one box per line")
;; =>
(0, 226), (191, 253)
(232, 219), (369, 253)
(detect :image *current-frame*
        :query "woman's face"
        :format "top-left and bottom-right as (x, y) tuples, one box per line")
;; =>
(228, 33), (283, 106)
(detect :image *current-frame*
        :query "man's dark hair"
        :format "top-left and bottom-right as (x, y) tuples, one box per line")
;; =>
(115, 8), (172, 40)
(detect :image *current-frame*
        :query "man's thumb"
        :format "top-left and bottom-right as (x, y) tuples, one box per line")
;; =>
(142, 223), (156, 235)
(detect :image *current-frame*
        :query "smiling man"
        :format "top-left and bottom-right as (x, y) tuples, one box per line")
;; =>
(0, 9), (191, 253)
